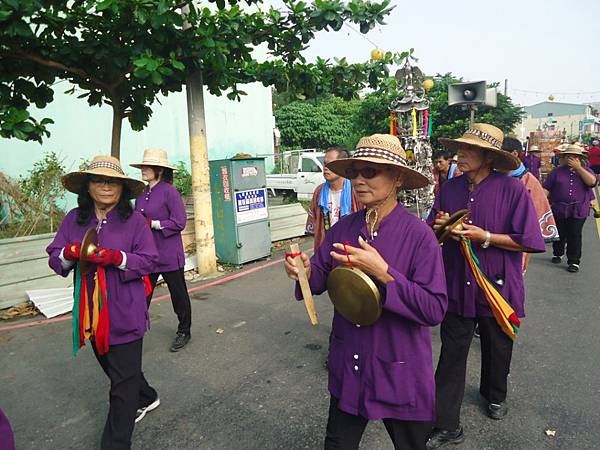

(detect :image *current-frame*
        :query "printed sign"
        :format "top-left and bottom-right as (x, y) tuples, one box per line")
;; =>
(241, 166), (259, 177)
(235, 188), (268, 224)
(220, 166), (231, 201)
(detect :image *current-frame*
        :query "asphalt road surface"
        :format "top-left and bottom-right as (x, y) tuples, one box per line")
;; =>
(1, 221), (599, 449)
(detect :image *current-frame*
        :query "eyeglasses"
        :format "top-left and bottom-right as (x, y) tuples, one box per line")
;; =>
(90, 176), (121, 186)
(344, 166), (385, 180)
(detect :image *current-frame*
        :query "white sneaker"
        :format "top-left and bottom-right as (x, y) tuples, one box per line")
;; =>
(135, 397), (160, 423)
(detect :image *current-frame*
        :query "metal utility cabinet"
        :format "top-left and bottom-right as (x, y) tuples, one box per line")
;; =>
(209, 157), (271, 265)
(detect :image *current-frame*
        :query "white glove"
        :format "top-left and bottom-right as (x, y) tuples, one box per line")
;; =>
(151, 220), (162, 230)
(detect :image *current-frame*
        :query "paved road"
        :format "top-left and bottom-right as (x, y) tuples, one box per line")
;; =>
(1, 222), (599, 449)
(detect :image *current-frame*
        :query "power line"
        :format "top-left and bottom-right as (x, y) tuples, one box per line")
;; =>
(342, 22), (381, 48)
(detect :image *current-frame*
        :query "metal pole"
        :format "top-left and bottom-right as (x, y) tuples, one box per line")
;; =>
(470, 106), (475, 125)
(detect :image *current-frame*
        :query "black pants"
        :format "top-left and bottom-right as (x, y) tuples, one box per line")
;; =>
(553, 217), (587, 265)
(434, 314), (513, 431)
(93, 339), (158, 450)
(148, 269), (192, 335)
(324, 397), (432, 450)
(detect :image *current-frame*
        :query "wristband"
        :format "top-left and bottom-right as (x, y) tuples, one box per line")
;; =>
(481, 231), (492, 249)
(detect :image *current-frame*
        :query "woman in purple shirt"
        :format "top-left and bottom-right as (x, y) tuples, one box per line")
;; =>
(284, 134), (448, 450)
(426, 124), (545, 449)
(132, 149), (192, 352)
(522, 145), (542, 179)
(543, 144), (597, 272)
(47, 156), (159, 450)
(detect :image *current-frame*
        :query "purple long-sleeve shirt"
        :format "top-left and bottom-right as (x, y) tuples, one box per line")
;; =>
(47, 208), (158, 345)
(428, 173), (545, 319)
(542, 165), (596, 219)
(523, 154), (541, 179)
(135, 181), (187, 272)
(295, 204), (448, 421)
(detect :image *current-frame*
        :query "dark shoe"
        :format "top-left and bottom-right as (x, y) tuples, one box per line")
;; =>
(170, 332), (190, 352)
(551, 256), (562, 264)
(426, 427), (464, 449)
(567, 264), (579, 273)
(135, 397), (160, 423)
(487, 402), (508, 420)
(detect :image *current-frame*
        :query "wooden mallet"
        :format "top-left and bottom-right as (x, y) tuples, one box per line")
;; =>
(288, 243), (318, 325)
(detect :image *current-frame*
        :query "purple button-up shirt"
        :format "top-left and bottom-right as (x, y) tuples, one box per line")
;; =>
(296, 204), (447, 421)
(523, 154), (541, 179)
(428, 173), (545, 319)
(135, 181), (187, 272)
(543, 165), (595, 219)
(47, 208), (158, 345)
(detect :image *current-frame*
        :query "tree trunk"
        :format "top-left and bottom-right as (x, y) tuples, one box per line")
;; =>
(110, 105), (123, 159)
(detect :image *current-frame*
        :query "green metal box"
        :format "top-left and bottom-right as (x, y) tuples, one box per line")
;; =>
(209, 157), (271, 265)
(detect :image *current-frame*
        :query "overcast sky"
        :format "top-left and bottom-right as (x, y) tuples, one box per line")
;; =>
(299, 0), (599, 106)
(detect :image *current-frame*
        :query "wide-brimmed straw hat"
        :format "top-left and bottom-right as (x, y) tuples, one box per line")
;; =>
(528, 145), (541, 153)
(326, 134), (429, 190)
(130, 148), (176, 170)
(438, 123), (520, 171)
(62, 156), (145, 198)
(559, 144), (586, 157)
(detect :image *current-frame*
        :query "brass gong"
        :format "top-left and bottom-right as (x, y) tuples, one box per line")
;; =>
(80, 227), (98, 275)
(435, 209), (470, 244)
(327, 265), (382, 326)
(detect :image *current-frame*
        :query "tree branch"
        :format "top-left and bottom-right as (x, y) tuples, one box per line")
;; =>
(0, 49), (113, 93)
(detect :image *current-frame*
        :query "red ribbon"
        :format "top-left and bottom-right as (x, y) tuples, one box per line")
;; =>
(342, 242), (353, 269)
(285, 252), (302, 259)
(95, 266), (110, 355)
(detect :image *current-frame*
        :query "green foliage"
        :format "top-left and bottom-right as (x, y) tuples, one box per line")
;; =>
(274, 96), (361, 150)
(173, 161), (192, 196)
(18, 151), (65, 202)
(0, 0), (397, 155)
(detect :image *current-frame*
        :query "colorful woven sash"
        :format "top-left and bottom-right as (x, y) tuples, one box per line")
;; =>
(459, 238), (520, 340)
(72, 265), (110, 355)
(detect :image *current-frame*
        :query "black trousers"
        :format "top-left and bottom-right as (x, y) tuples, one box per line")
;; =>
(148, 269), (192, 335)
(434, 314), (513, 431)
(93, 339), (158, 450)
(324, 397), (432, 450)
(553, 217), (587, 265)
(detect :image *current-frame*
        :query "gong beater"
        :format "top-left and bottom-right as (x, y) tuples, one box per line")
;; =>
(79, 227), (98, 275)
(327, 265), (382, 326)
(435, 209), (470, 244)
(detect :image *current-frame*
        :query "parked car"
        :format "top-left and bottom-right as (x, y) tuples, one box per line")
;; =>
(266, 150), (325, 201)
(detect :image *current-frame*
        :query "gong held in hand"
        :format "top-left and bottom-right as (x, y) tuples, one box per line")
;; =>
(326, 243), (382, 327)
(80, 228), (98, 275)
(435, 209), (470, 244)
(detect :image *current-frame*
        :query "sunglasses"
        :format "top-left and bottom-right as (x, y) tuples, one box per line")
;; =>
(344, 166), (386, 180)
(90, 176), (121, 186)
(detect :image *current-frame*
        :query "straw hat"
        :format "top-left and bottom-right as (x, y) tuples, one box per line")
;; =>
(528, 145), (541, 153)
(559, 144), (586, 157)
(62, 156), (145, 197)
(130, 148), (176, 170)
(326, 134), (429, 190)
(438, 123), (520, 171)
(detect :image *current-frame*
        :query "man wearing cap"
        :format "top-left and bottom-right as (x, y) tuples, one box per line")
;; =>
(425, 124), (545, 449)
(306, 147), (362, 253)
(522, 145), (542, 179)
(543, 144), (597, 273)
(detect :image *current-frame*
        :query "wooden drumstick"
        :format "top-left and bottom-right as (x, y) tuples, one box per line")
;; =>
(289, 243), (318, 326)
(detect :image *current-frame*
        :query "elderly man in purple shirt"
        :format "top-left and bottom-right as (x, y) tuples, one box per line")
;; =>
(285, 134), (447, 450)
(132, 148), (192, 351)
(47, 156), (159, 450)
(543, 144), (597, 273)
(425, 124), (545, 449)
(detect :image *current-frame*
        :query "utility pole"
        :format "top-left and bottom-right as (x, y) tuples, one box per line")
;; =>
(504, 79), (508, 96)
(183, 5), (217, 276)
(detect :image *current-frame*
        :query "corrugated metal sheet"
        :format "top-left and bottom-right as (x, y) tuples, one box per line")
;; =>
(0, 204), (306, 311)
